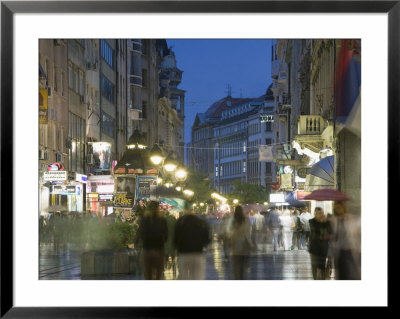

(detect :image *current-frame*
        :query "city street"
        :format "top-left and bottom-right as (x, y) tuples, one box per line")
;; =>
(39, 236), (317, 280)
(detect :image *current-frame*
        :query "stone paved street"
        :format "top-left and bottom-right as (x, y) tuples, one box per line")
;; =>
(39, 235), (321, 280)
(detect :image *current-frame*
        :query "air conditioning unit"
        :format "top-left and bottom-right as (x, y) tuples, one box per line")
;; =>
(80, 95), (85, 103)
(86, 154), (93, 165)
(47, 87), (52, 97)
(39, 150), (48, 160)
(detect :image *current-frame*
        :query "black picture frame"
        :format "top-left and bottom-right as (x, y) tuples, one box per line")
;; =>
(1, 0), (394, 317)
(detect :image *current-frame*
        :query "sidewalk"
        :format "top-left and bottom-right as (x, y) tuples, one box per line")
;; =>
(39, 238), (316, 280)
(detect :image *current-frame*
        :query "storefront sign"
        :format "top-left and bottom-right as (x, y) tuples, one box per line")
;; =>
(43, 171), (67, 181)
(52, 185), (79, 195)
(136, 176), (157, 199)
(270, 193), (285, 203)
(75, 173), (87, 183)
(113, 192), (134, 207)
(296, 182), (305, 190)
(88, 193), (99, 199)
(48, 162), (64, 171)
(99, 194), (113, 202)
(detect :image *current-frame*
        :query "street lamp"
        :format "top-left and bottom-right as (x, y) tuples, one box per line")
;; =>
(149, 144), (165, 165)
(233, 199), (239, 205)
(126, 129), (147, 150)
(163, 153), (178, 173)
(183, 189), (194, 197)
(175, 167), (187, 181)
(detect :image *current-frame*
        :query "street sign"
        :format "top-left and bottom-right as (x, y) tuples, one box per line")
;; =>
(43, 171), (67, 181)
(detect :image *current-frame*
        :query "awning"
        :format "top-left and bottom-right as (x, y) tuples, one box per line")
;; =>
(305, 155), (335, 191)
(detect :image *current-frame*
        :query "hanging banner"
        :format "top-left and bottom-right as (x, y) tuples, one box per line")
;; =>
(280, 173), (293, 189)
(258, 145), (273, 162)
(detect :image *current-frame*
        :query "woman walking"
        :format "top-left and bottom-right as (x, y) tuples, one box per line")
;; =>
(309, 207), (333, 280)
(229, 206), (254, 280)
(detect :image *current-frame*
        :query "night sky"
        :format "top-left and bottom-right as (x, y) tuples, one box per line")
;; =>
(166, 39), (273, 145)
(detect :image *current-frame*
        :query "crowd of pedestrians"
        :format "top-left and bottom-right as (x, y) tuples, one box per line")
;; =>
(39, 199), (361, 280)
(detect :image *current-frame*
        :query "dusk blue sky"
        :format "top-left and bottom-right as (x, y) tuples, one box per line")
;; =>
(166, 39), (273, 145)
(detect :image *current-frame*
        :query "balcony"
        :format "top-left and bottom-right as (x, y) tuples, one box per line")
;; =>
(294, 115), (333, 154)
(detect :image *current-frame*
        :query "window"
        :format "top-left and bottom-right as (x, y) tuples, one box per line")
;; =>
(74, 68), (79, 93)
(243, 161), (246, 173)
(61, 71), (65, 96)
(101, 40), (114, 68)
(243, 142), (246, 153)
(68, 63), (73, 89)
(142, 101), (147, 119)
(215, 166), (218, 177)
(101, 111), (115, 137)
(53, 64), (57, 92)
(142, 69), (148, 87)
(79, 70), (84, 96)
(265, 121), (272, 132)
(101, 75), (115, 103)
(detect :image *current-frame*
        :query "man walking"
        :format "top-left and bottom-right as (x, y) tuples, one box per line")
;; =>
(174, 202), (211, 280)
(267, 207), (281, 251)
(299, 208), (312, 249)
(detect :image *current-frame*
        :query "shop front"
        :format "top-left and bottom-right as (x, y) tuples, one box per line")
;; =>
(86, 175), (114, 217)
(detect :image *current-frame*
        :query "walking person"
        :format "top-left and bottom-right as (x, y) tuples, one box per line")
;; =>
(253, 211), (265, 250)
(267, 207), (281, 251)
(309, 207), (333, 280)
(174, 202), (211, 280)
(330, 201), (361, 280)
(163, 210), (177, 275)
(299, 208), (312, 249)
(291, 209), (301, 250)
(136, 201), (168, 280)
(229, 206), (254, 280)
(280, 209), (293, 251)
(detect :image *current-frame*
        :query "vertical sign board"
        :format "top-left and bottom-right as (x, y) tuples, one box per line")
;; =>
(136, 176), (157, 199)
(39, 89), (48, 124)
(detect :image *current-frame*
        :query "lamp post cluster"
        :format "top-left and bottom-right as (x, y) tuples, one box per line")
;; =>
(148, 143), (194, 199)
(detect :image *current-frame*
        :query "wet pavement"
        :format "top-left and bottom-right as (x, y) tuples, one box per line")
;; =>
(39, 235), (323, 280)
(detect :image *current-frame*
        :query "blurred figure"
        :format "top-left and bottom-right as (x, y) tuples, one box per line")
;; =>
(280, 209), (293, 251)
(229, 206), (254, 280)
(267, 207), (281, 251)
(299, 208), (312, 249)
(174, 202), (211, 280)
(253, 211), (265, 250)
(309, 207), (333, 280)
(219, 212), (233, 260)
(136, 201), (168, 280)
(291, 209), (302, 250)
(163, 210), (177, 275)
(330, 201), (361, 280)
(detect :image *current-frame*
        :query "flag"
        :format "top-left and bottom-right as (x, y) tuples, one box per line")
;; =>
(335, 39), (361, 136)
(258, 145), (273, 162)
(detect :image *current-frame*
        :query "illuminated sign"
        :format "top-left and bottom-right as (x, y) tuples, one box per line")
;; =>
(99, 194), (113, 202)
(52, 185), (78, 195)
(260, 115), (274, 123)
(88, 193), (99, 198)
(39, 89), (48, 124)
(136, 176), (157, 199)
(97, 184), (115, 193)
(75, 173), (87, 183)
(43, 171), (67, 181)
(48, 162), (64, 171)
(270, 193), (285, 203)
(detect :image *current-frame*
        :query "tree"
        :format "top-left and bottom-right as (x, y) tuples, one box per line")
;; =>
(228, 180), (269, 204)
(184, 168), (214, 203)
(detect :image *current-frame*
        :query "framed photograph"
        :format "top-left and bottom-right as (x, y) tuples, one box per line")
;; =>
(1, 0), (394, 317)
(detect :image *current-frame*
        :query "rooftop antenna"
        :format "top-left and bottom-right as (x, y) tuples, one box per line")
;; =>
(225, 84), (232, 97)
